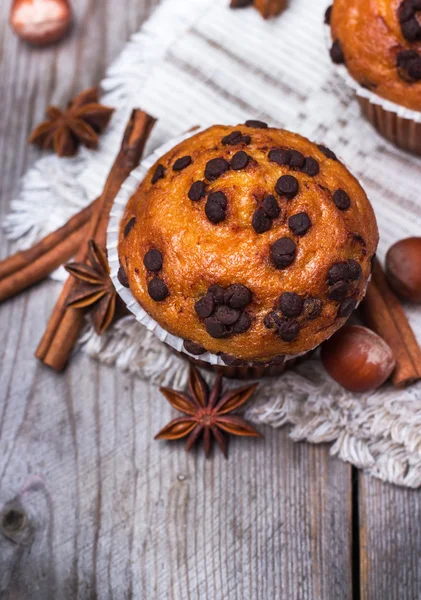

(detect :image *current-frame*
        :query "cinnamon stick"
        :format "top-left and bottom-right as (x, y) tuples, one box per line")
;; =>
(362, 262), (421, 387)
(36, 109), (156, 371)
(254, 0), (287, 18)
(0, 199), (98, 301)
(0, 224), (87, 302)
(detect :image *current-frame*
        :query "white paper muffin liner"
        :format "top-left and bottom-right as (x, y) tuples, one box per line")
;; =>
(106, 130), (307, 368)
(324, 19), (421, 123)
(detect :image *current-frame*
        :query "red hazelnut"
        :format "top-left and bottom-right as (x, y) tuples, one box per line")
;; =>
(386, 237), (421, 303)
(321, 325), (396, 393)
(10, 0), (72, 47)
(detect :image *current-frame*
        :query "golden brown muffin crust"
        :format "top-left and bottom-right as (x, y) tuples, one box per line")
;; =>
(118, 124), (378, 364)
(329, 0), (421, 111)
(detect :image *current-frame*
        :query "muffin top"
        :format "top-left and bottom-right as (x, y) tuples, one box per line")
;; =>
(118, 123), (378, 365)
(328, 0), (421, 111)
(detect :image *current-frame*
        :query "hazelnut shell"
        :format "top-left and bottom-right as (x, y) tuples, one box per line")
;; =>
(321, 325), (396, 393)
(10, 0), (72, 46)
(386, 238), (421, 303)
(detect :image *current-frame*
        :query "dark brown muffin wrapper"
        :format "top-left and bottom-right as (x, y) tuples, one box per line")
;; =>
(357, 97), (421, 156)
(181, 352), (305, 379)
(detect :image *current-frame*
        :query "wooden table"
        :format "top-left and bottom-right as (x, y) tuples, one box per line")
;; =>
(0, 2), (420, 598)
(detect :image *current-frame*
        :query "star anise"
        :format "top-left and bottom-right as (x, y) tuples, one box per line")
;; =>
(65, 240), (116, 335)
(155, 366), (262, 458)
(28, 87), (114, 157)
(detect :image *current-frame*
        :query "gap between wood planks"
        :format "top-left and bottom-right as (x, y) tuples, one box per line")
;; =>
(352, 467), (361, 600)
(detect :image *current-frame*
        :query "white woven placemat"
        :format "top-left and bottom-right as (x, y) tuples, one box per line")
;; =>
(5, 0), (421, 487)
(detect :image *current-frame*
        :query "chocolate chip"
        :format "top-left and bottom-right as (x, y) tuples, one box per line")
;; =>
(117, 265), (129, 288)
(219, 354), (242, 366)
(215, 305), (241, 325)
(269, 148), (291, 166)
(289, 150), (305, 169)
(352, 233), (366, 247)
(195, 294), (215, 319)
(231, 151), (249, 170)
(330, 40), (345, 64)
(230, 0), (254, 8)
(324, 5), (332, 24)
(264, 311), (282, 330)
(328, 281), (349, 301)
(279, 292), (304, 317)
(245, 120), (268, 128)
(148, 278), (169, 301)
(328, 260), (362, 283)
(183, 340), (206, 355)
(205, 157), (230, 181)
(173, 156), (192, 171)
(205, 191), (228, 224)
(398, 0), (414, 22)
(328, 262), (348, 283)
(278, 319), (300, 342)
(224, 284), (252, 309)
(222, 131), (251, 145)
(208, 284), (226, 304)
(152, 164), (166, 184)
(252, 208), (272, 234)
(333, 188), (351, 210)
(406, 56), (421, 80)
(262, 195), (281, 218)
(208, 190), (227, 209)
(303, 298), (323, 320)
(318, 144), (337, 160)
(301, 157), (320, 177)
(288, 212), (312, 236)
(124, 217), (136, 238)
(401, 16), (421, 42)
(222, 131), (242, 144)
(152, 165), (166, 184)
(220, 353), (247, 366)
(397, 50), (421, 82)
(204, 317), (228, 339)
(271, 237), (297, 269)
(188, 180), (206, 201)
(143, 249), (163, 272)
(275, 175), (299, 199)
(338, 297), (357, 318)
(347, 259), (363, 280)
(232, 311), (252, 333)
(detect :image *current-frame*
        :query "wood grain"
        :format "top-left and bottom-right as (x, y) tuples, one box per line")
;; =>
(359, 474), (421, 600)
(0, 0), (419, 598)
(0, 307), (354, 598)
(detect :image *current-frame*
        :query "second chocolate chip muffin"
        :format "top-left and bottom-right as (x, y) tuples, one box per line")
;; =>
(118, 122), (378, 365)
(328, 0), (421, 111)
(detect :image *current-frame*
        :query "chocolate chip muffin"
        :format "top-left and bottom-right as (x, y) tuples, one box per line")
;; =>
(328, 0), (421, 110)
(326, 0), (421, 153)
(118, 123), (378, 370)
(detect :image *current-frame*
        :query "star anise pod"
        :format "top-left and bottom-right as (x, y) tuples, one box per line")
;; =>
(28, 87), (114, 157)
(155, 366), (262, 458)
(65, 240), (116, 335)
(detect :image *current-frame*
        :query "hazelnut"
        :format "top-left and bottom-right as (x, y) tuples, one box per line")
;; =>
(386, 237), (421, 303)
(10, 0), (72, 46)
(321, 325), (395, 393)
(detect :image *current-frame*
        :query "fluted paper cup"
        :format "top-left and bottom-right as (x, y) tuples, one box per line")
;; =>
(106, 131), (304, 379)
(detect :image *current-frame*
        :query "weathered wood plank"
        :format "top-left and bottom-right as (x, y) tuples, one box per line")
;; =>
(359, 474), (421, 600)
(0, 1), (354, 598)
(1, 324), (354, 598)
